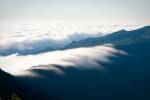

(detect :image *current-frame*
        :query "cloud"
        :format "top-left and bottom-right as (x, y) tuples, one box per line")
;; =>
(0, 21), (141, 56)
(0, 37), (69, 56)
(0, 32), (102, 56)
(0, 44), (127, 76)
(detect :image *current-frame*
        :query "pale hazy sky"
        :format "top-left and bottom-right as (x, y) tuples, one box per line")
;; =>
(0, 0), (149, 24)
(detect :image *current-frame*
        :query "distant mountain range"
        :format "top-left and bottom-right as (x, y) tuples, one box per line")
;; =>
(64, 26), (150, 49)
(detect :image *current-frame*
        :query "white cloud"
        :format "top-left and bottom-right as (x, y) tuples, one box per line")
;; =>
(0, 44), (127, 76)
(0, 21), (141, 56)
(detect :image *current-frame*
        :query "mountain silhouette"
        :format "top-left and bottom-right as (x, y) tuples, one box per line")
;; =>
(0, 69), (60, 100)
(65, 26), (150, 49)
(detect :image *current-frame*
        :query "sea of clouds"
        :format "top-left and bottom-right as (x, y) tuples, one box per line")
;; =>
(0, 21), (141, 56)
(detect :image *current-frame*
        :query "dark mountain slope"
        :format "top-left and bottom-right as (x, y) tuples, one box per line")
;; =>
(0, 69), (59, 100)
(0, 69), (24, 99)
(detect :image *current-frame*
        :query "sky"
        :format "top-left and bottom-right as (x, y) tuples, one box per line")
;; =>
(0, 0), (149, 25)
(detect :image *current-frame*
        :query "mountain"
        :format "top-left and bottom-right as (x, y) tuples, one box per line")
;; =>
(0, 26), (150, 100)
(0, 69), (24, 99)
(15, 39), (150, 100)
(64, 26), (150, 49)
(0, 69), (59, 100)
(16, 26), (150, 100)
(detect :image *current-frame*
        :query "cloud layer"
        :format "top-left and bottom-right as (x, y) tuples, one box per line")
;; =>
(0, 44), (127, 75)
(0, 21), (141, 56)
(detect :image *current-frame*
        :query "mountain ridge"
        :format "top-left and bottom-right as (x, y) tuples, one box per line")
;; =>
(64, 26), (150, 49)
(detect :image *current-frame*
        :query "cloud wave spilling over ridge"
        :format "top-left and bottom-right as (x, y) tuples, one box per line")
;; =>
(0, 44), (127, 76)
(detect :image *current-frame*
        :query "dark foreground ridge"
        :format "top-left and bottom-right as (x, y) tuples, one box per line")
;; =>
(0, 69), (60, 100)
